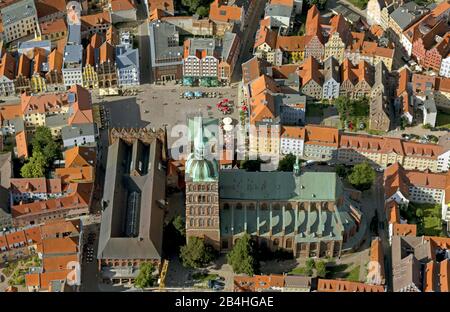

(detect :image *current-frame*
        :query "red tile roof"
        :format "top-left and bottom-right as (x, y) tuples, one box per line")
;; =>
(304, 125), (339, 147)
(209, 0), (242, 23)
(317, 279), (385, 292)
(393, 223), (417, 237)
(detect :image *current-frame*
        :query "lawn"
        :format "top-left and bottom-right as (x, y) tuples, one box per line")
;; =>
(326, 263), (351, 279)
(289, 266), (309, 276)
(436, 111), (450, 129)
(415, 203), (442, 236)
(192, 272), (218, 282)
(346, 265), (361, 282)
(402, 203), (443, 236)
(346, 0), (368, 9)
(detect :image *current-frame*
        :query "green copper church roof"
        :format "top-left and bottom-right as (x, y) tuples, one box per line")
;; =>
(185, 116), (219, 182)
(219, 170), (343, 201)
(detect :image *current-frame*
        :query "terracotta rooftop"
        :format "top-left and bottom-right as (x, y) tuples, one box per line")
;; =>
(21, 92), (68, 115)
(148, 0), (174, 14)
(384, 162), (409, 199)
(39, 18), (67, 36)
(439, 259), (450, 292)
(276, 35), (310, 52)
(305, 5), (324, 43)
(397, 67), (410, 97)
(393, 223), (417, 237)
(0, 52), (16, 80)
(270, 0), (294, 6)
(41, 237), (78, 255)
(0, 103), (22, 121)
(10, 177), (62, 195)
(109, 0), (136, 12)
(43, 254), (78, 272)
(55, 167), (94, 184)
(254, 25), (278, 50)
(299, 56), (322, 86)
(209, 0), (242, 23)
(241, 57), (269, 85)
(64, 146), (96, 168)
(35, 0), (66, 19)
(271, 64), (299, 79)
(317, 279), (385, 292)
(48, 49), (63, 72)
(249, 74), (280, 97)
(5, 230), (27, 246)
(361, 41), (394, 59)
(385, 200), (400, 224)
(341, 58), (357, 85)
(304, 125), (339, 147)
(281, 126), (306, 139)
(40, 219), (81, 239)
(17, 54), (31, 78)
(11, 182), (93, 218)
(250, 92), (276, 125)
(24, 227), (42, 245)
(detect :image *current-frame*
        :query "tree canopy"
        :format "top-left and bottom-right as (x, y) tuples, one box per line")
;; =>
(181, 0), (212, 15)
(31, 126), (60, 164)
(240, 158), (263, 172)
(227, 233), (258, 276)
(305, 258), (315, 276)
(348, 162), (376, 191)
(20, 151), (46, 178)
(172, 215), (186, 237)
(278, 154), (297, 172)
(180, 237), (215, 268)
(134, 262), (156, 289)
(315, 260), (328, 278)
(196, 6), (209, 17)
(307, 0), (328, 10)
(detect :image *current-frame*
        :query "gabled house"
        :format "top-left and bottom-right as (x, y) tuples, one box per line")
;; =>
(0, 52), (16, 96)
(304, 5), (325, 61)
(322, 56), (340, 100)
(324, 14), (351, 63)
(299, 56), (323, 100)
(340, 58), (357, 97)
(15, 54), (32, 95)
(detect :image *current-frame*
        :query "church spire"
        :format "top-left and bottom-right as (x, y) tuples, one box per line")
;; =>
(194, 116), (204, 159)
(294, 155), (301, 176)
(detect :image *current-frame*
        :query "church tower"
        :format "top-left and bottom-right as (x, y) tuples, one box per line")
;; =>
(185, 116), (221, 249)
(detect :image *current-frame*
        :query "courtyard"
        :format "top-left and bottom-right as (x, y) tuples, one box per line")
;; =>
(94, 83), (241, 147)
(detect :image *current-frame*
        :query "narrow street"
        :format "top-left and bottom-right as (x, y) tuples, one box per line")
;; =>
(138, 21), (152, 84)
(231, 0), (268, 83)
(374, 174), (393, 291)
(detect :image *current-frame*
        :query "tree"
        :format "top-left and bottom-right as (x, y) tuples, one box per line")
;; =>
(415, 208), (424, 219)
(20, 151), (46, 178)
(172, 215), (186, 237)
(134, 262), (156, 289)
(227, 233), (257, 276)
(307, 0), (327, 10)
(181, 0), (202, 13)
(335, 164), (350, 178)
(196, 6), (209, 17)
(31, 126), (60, 164)
(348, 162), (376, 191)
(278, 154), (297, 172)
(305, 258), (315, 276)
(180, 237), (215, 268)
(240, 158), (263, 172)
(315, 260), (328, 278)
